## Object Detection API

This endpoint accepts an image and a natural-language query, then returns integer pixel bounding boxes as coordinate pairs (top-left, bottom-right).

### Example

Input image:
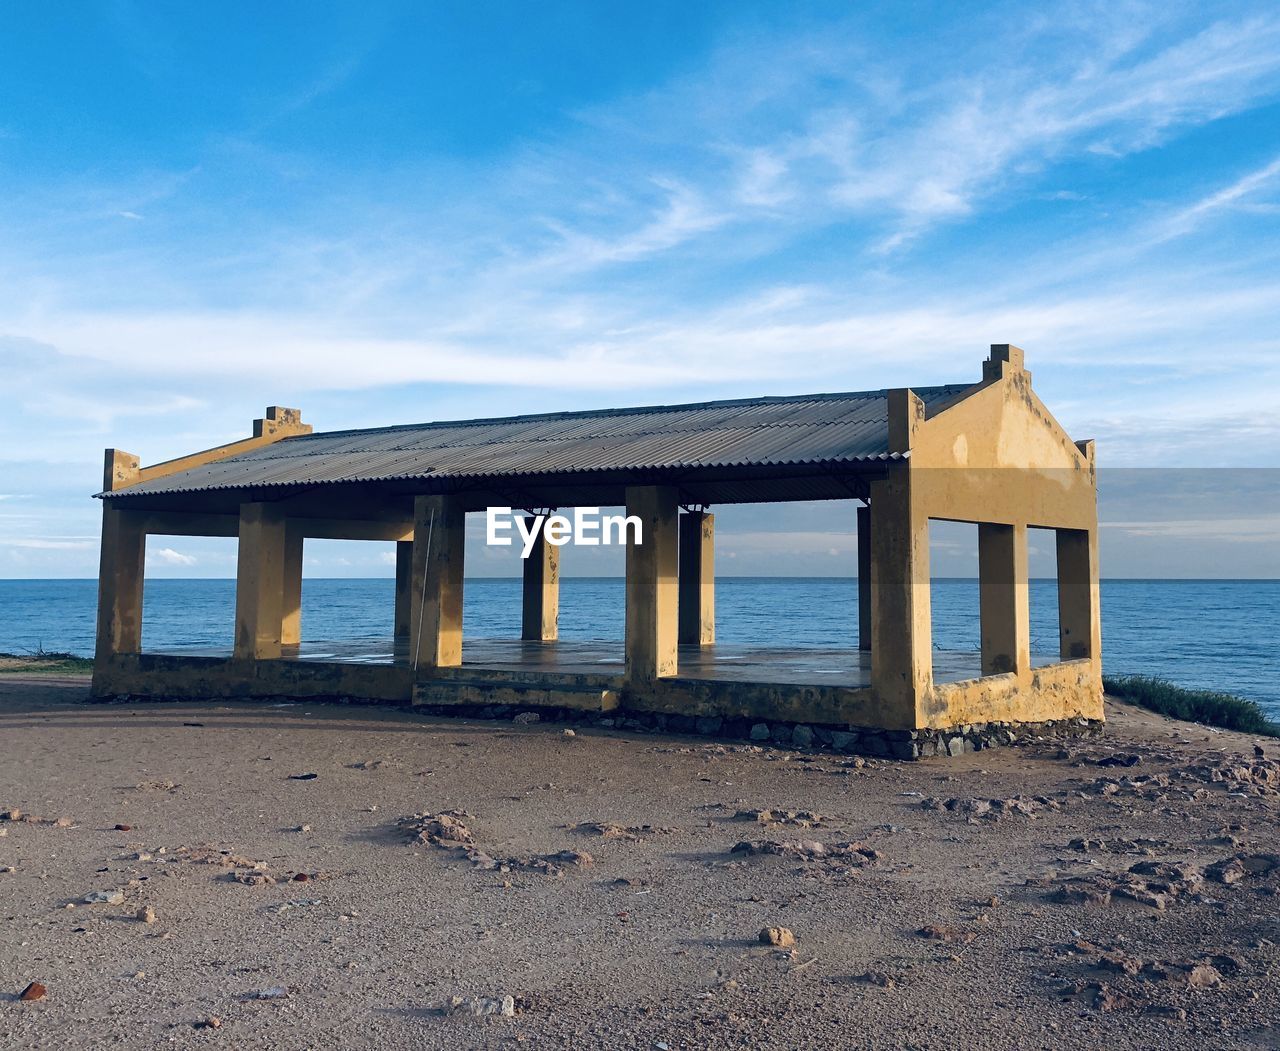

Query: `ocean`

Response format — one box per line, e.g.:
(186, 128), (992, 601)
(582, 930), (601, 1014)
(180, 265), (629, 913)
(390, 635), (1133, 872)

(1, 578), (1275, 717)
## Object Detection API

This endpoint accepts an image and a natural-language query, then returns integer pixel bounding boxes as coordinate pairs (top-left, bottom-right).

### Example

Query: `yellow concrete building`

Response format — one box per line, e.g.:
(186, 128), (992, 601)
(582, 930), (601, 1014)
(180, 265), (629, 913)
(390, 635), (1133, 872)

(91, 345), (1102, 758)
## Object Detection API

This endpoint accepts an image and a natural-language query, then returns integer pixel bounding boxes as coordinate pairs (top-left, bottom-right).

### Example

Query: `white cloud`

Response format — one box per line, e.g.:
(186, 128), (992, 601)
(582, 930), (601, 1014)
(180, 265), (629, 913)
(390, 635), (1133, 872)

(148, 546), (197, 566)
(1102, 516), (1280, 543)
(0, 537), (95, 550)
(1153, 153), (1280, 241)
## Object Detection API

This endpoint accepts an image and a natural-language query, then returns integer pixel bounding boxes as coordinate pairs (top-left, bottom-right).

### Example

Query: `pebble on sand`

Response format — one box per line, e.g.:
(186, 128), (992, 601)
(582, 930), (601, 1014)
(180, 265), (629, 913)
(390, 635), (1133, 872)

(445, 993), (516, 1017)
(83, 890), (125, 905)
(137, 905), (157, 924)
(759, 926), (796, 948)
(19, 981), (47, 1001)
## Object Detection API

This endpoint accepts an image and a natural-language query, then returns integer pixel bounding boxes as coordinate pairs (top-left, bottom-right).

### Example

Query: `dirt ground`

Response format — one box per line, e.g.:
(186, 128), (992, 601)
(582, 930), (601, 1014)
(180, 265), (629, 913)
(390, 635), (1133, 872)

(1, 676), (1278, 1050)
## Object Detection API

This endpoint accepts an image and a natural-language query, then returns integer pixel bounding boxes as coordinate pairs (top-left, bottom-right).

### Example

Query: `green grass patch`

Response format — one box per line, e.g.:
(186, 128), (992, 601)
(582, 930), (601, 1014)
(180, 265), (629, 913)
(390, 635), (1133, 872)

(0, 649), (95, 675)
(1104, 674), (1280, 738)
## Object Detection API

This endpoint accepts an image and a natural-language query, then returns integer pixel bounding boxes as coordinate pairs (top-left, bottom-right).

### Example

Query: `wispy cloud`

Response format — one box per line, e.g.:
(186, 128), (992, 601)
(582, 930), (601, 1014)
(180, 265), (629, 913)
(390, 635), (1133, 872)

(0, 537), (96, 550)
(2, 3), (1280, 579)
(1154, 153), (1280, 240)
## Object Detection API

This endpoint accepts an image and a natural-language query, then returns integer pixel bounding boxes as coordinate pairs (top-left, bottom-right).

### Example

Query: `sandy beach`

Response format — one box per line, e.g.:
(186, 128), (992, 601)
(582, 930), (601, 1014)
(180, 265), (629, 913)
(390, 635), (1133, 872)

(1, 676), (1278, 1050)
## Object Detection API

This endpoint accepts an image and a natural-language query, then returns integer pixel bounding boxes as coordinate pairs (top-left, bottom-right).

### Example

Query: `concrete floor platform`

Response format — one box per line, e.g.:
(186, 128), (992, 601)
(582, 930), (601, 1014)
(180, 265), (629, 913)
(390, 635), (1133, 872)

(143, 637), (1060, 689)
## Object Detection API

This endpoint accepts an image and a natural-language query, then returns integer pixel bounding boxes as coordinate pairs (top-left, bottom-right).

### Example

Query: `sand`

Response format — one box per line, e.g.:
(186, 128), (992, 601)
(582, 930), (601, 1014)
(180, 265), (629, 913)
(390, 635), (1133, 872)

(1, 676), (1278, 1049)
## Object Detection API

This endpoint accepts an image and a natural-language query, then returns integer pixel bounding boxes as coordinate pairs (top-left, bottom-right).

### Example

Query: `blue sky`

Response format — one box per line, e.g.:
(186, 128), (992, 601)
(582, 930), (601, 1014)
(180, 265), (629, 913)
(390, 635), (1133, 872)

(1, 1), (1278, 579)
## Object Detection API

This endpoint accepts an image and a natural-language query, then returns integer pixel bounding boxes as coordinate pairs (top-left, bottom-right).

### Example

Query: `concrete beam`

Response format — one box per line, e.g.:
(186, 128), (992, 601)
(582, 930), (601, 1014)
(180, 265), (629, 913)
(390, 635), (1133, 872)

(134, 512), (239, 538)
(978, 522), (1030, 677)
(233, 503), (288, 660)
(292, 519), (413, 542)
(409, 494), (465, 669)
(521, 524), (559, 642)
(678, 510), (714, 646)
(94, 506), (146, 661)
(857, 503), (871, 652)
(625, 485), (679, 684)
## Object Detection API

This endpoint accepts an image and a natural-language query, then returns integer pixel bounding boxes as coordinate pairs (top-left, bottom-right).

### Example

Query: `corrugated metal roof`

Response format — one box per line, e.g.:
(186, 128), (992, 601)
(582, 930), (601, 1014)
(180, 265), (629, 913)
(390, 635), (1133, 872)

(103, 384), (973, 499)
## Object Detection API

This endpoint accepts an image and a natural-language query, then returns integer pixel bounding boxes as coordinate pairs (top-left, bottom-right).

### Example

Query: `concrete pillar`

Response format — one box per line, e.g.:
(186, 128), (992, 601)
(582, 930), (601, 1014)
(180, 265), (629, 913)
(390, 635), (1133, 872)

(394, 540), (414, 639)
(978, 522), (1030, 677)
(280, 526), (304, 646)
(521, 524), (559, 642)
(1056, 528), (1100, 662)
(678, 510), (714, 646)
(233, 503), (288, 660)
(857, 503), (872, 652)
(94, 505), (146, 661)
(869, 469), (931, 726)
(409, 494), (465, 670)
(625, 485), (679, 684)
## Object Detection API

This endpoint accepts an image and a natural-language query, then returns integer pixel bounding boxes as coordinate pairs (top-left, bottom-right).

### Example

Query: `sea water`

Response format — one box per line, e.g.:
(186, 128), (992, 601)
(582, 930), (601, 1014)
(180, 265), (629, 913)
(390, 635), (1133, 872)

(0, 578), (1275, 717)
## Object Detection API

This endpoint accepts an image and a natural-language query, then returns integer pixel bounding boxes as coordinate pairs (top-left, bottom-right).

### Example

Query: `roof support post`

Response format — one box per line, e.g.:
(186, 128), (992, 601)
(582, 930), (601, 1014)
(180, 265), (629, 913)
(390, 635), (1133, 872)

(625, 485), (679, 685)
(869, 466), (931, 728)
(1056, 527), (1100, 663)
(394, 540), (414, 641)
(409, 494), (465, 671)
(280, 524), (304, 647)
(678, 510), (714, 646)
(978, 522), (1030, 678)
(857, 503), (872, 652)
(521, 523), (559, 642)
(94, 504), (146, 662)
(234, 503), (287, 660)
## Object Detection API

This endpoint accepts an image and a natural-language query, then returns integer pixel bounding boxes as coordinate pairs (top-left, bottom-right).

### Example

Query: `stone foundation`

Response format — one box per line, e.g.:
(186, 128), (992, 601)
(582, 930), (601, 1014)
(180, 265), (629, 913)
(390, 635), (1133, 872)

(92, 692), (1104, 759)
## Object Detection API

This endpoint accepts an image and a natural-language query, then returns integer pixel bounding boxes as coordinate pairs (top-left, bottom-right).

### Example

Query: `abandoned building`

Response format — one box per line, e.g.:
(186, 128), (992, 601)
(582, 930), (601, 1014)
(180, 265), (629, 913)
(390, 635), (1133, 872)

(91, 344), (1103, 757)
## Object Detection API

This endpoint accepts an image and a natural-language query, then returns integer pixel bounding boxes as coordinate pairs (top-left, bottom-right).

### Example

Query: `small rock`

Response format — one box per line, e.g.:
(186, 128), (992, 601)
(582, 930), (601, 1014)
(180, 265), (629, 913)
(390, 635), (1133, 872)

(1144, 1005), (1187, 1021)
(84, 890), (125, 905)
(114, 824), (132, 832)
(137, 905), (156, 924)
(513, 712), (540, 725)
(1186, 962), (1223, 989)
(243, 986), (289, 1001)
(562, 729), (576, 737)
(296, 825), (311, 833)
(19, 981), (47, 1001)
(53, 817), (73, 828)
(445, 993), (516, 1017)
(749, 723), (770, 742)
(0, 866), (14, 874)
(918, 924), (977, 945)
(759, 926), (796, 948)
(197, 1016), (222, 1030)
(230, 872), (276, 886)
(288, 773), (318, 781)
